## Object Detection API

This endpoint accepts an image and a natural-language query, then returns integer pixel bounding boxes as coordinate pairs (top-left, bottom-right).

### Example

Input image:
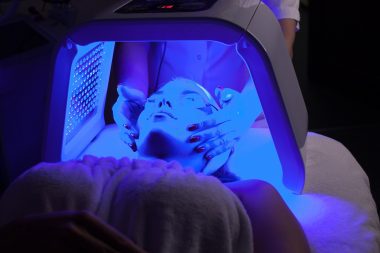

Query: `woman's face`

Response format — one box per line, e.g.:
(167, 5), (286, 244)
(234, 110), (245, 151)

(136, 79), (218, 152)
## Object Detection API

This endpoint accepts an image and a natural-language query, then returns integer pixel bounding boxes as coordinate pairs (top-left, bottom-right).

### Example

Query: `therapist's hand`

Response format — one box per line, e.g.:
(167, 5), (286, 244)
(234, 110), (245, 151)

(0, 211), (146, 253)
(112, 85), (146, 152)
(187, 87), (252, 174)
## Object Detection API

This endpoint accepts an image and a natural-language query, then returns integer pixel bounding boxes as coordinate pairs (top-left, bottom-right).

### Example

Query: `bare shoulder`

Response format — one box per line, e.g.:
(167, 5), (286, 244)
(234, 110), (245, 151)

(224, 179), (281, 204)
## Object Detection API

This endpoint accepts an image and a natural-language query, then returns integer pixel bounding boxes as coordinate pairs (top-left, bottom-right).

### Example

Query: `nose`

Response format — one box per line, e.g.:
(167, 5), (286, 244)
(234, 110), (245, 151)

(158, 99), (172, 108)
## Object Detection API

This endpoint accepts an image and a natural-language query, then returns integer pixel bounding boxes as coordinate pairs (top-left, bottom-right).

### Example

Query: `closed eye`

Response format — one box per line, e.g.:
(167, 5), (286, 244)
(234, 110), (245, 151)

(197, 106), (212, 114)
(197, 104), (218, 114)
(183, 95), (204, 107)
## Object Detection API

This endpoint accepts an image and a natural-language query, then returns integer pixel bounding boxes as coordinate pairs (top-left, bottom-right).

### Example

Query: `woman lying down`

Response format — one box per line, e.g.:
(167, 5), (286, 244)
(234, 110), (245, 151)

(0, 78), (310, 253)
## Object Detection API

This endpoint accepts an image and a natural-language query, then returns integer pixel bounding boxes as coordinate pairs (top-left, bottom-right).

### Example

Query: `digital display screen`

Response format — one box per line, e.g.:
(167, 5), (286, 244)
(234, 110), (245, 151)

(115, 0), (217, 13)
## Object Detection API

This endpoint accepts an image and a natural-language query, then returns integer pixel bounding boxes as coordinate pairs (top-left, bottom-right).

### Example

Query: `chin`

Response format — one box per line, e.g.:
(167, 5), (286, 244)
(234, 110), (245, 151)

(137, 128), (207, 173)
(137, 128), (193, 159)
(140, 118), (189, 141)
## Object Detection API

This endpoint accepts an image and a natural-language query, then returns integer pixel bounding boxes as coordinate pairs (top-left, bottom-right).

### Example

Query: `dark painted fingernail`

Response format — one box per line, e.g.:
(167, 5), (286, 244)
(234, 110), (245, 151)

(195, 146), (205, 153)
(123, 124), (131, 130)
(217, 86), (224, 90)
(129, 133), (137, 139)
(188, 135), (201, 143)
(205, 154), (213, 161)
(187, 124), (198, 131)
(128, 142), (137, 152)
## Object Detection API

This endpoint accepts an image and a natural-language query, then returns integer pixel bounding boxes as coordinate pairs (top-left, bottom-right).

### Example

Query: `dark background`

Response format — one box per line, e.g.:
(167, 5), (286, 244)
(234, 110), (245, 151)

(0, 1), (379, 211)
(293, 2), (380, 209)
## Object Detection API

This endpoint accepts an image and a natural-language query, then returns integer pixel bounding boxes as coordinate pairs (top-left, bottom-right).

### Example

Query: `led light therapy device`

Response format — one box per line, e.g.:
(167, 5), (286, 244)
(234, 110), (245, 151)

(44, 0), (308, 193)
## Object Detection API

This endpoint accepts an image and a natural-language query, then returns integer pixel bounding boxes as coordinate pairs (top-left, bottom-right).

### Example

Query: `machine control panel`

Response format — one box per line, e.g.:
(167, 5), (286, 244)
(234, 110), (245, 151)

(115, 0), (217, 13)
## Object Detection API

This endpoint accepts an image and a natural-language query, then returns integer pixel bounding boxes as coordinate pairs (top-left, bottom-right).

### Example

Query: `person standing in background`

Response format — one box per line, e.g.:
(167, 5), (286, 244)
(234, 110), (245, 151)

(112, 0), (301, 160)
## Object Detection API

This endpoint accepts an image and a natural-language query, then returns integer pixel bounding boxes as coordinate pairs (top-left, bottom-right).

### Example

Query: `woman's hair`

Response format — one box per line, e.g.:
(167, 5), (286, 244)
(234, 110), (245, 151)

(169, 77), (220, 110)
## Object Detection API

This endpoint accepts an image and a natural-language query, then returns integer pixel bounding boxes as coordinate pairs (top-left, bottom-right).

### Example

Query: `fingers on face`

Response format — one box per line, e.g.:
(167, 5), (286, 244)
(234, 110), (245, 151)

(198, 118), (222, 130)
(122, 120), (139, 135)
(200, 131), (239, 159)
(124, 130), (139, 140)
(117, 85), (146, 104)
(121, 137), (137, 152)
(120, 126), (139, 152)
(195, 137), (224, 153)
(216, 88), (240, 107)
(204, 140), (236, 161)
(127, 99), (145, 114)
(113, 98), (143, 126)
(113, 109), (130, 128)
(188, 118), (219, 132)
(189, 122), (234, 144)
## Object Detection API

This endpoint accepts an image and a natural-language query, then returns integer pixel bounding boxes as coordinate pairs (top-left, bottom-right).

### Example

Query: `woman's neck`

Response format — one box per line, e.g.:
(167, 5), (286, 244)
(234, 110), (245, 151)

(137, 130), (206, 172)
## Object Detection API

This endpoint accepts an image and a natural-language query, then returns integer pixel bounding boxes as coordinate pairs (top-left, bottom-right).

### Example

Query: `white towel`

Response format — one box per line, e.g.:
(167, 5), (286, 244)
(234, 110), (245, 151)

(0, 156), (253, 253)
(299, 133), (380, 253)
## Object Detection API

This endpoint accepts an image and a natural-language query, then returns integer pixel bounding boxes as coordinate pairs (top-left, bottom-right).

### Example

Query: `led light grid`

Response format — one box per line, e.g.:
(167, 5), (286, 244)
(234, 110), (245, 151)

(65, 42), (105, 143)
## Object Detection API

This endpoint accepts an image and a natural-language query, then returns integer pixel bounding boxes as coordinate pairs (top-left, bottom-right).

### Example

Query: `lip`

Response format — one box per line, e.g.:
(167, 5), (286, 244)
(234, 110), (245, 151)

(149, 111), (177, 120)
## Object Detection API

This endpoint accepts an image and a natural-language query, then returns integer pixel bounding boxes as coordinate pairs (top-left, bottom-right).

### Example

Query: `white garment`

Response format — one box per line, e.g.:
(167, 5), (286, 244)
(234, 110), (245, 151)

(239, 0), (300, 28)
(154, 0), (301, 93)
(157, 41), (250, 95)
(263, 0), (300, 22)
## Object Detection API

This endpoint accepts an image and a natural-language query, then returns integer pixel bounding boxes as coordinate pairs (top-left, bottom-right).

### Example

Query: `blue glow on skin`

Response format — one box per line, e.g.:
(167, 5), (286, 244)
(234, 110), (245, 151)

(82, 77), (286, 193)
(66, 40), (303, 193)
(134, 78), (288, 195)
(136, 78), (223, 173)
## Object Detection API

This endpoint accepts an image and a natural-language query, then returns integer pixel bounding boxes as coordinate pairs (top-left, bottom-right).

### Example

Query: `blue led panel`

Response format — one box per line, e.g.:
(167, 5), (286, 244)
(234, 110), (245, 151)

(65, 42), (105, 143)
(59, 42), (115, 160)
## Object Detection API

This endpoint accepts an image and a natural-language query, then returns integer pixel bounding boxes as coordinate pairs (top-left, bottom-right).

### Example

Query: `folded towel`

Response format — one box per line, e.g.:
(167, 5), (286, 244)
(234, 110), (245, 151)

(298, 132), (380, 253)
(0, 156), (253, 253)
